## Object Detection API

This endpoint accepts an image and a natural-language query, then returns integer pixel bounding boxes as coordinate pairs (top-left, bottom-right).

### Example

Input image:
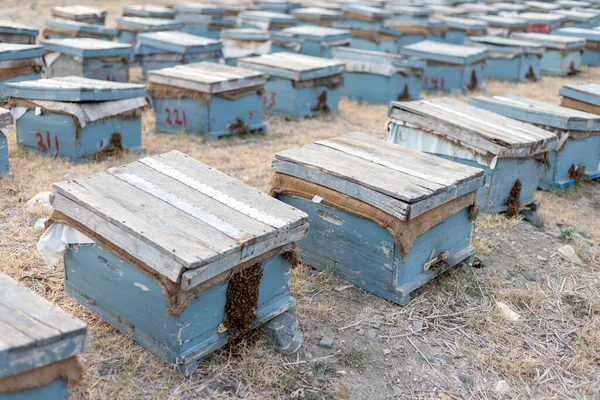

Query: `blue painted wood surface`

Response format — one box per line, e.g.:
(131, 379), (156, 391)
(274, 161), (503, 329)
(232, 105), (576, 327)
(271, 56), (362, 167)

(559, 83), (600, 107)
(291, 7), (345, 26)
(270, 26), (351, 58)
(555, 28), (600, 66)
(44, 19), (116, 40)
(0, 130), (8, 176)
(0, 72), (42, 100)
(237, 11), (297, 31)
(41, 38), (132, 58)
(46, 54), (130, 82)
(277, 194), (474, 305)
(0, 22), (38, 39)
(123, 5), (176, 19)
(535, 47), (581, 75)
(437, 17), (488, 44)
(420, 61), (484, 92)
(384, 19), (447, 46)
(0, 378), (68, 400)
(137, 32), (223, 55)
(64, 244), (295, 375)
(0, 44), (43, 62)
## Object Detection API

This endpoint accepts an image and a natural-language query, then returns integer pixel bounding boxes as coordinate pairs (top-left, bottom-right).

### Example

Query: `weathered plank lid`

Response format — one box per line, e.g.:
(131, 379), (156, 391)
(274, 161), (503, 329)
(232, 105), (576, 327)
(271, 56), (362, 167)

(279, 26), (351, 41)
(510, 32), (586, 49)
(331, 46), (426, 76)
(172, 3), (225, 15)
(238, 10), (297, 23)
(389, 98), (558, 159)
(137, 31), (223, 54)
(272, 131), (485, 221)
(0, 107), (13, 128)
(517, 12), (567, 25)
(342, 4), (393, 18)
(555, 9), (600, 23)
(457, 3), (500, 15)
(45, 19), (117, 37)
(437, 16), (489, 30)
(427, 5), (471, 17)
(557, 0), (592, 8)
(0, 20), (38, 37)
(494, 2), (530, 12)
(470, 95), (600, 131)
(238, 52), (344, 81)
(559, 83), (600, 107)
(524, 1), (561, 12)
(116, 17), (183, 31)
(475, 15), (528, 29)
(51, 5), (107, 21)
(387, 5), (433, 17)
(220, 28), (271, 40)
(291, 7), (344, 19)
(0, 44), (44, 62)
(4, 76), (148, 102)
(555, 27), (600, 41)
(51, 150), (309, 290)
(40, 38), (133, 58)
(148, 62), (266, 93)
(123, 5), (177, 18)
(467, 35), (545, 55)
(385, 18), (447, 30)
(0, 273), (87, 379)
(401, 40), (488, 65)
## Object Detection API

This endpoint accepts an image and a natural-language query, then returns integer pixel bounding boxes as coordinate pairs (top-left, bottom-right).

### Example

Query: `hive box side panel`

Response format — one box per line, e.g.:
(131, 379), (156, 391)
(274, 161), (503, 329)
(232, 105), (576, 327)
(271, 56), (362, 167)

(540, 49), (582, 75)
(16, 111), (78, 159)
(483, 57), (523, 81)
(540, 136), (600, 190)
(398, 34), (426, 47)
(349, 37), (399, 54)
(487, 158), (541, 213)
(521, 54), (542, 81)
(209, 93), (265, 137)
(0, 378), (68, 400)
(341, 72), (420, 105)
(0, 130), (8, 175)
(47, 54), (85, 79)
(83, 58), (129, 83)
(582, 48), (600, 66)
(294, 85), (340, 118)
(0, 33), (36, 45)
(153, 97), (209, 135)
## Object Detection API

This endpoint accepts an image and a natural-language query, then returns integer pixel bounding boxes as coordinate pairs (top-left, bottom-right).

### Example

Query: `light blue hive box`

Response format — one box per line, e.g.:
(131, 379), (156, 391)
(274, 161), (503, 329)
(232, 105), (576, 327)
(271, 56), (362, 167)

(494, 2), (530, 13)
(518, 12), (566, 33)
(0, 273), (87, 400)
(0, 108), (12, 176)
(334, 20), (403, 53)
(388, 98), (558, 212)
(555, 27), (600, 65)
(467, 35), (544, 81)
(116, 17), (182, 45)
(238, 52), (344, 119)
(342, 5), (392, 30)
(271, 26), (351, 58)
(4, 76), (148, 161)
(524, 1), (561, 13)
(271, 132), (485, 305)
(456, 3), (501, 16)
(510, 32), (585, 75)
(0, 44), (44, 98)
(220, 28), (272, 57)
(291, 7), (345, 27)
(555, 9), (600, 28)
(123, 5), (176, 19)
(557, 0), (592, 9)
(470, 95), (600, 192)
(51, 5), (107, 25)
(331, 46), (424, 104)
(41, 38), (133, 82)
(387, 5), (433, 21)
(401, 40), (487, 92)
(173, 3), (225, 38)
(437, 16), (489, 44)
(136, 31), (222, 79)
(427, 4), (471, 18)
(474, 15), (528, 37)
(212, 0), (250, 16)
(384, 18), (447, 46)
(237, 11), (298, 31)
(149, 62), (267, 137)
(559, 82), (600, 115)
(0, 21), (39, 45)
(51, 150), (309, 375)
(253, 0), (301, 12)
(222, 47), (260, 66)
(43, 19), (117, 41)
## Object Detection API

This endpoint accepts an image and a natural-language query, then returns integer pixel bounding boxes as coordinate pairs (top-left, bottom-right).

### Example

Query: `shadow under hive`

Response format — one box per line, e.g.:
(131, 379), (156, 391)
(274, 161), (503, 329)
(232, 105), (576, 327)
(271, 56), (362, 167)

(471, 94), (600, 192)
(270, 26), (351, 58)
(49, 150), (309, 375)
(388, 98), (558, 213)
(510, 32), (585, 76)
(0, 44), (43, 99)
(0, 21), (38, 45)
(4, 76), (148, 161)
(148, 62), (267, 138)
(0, 273), (87, 400)
(270, 132), (485, 305)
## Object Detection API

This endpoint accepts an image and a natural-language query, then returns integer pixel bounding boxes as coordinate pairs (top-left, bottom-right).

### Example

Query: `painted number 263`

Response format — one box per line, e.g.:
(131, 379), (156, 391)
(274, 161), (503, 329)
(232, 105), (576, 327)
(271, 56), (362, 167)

(36, 131), (59, 152)
(165, 108), (187, 126)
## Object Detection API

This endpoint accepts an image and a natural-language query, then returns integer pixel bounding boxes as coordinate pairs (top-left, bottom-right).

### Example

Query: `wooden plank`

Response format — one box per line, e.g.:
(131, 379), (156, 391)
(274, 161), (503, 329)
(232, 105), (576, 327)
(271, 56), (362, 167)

(116, 17), (183, 31)
(46, 19), (117, 36)
(137, 31), (222, 54)
(0, 44), (43, 61)
(0, 303), (61, 346)
(401, 40), (488, 65)
(280, 26), (351, 40)
(0, 20), (38, 36)
(511, 32), (585, 49)
(41, 38), (132, 58)
(238, 52), (344, 81)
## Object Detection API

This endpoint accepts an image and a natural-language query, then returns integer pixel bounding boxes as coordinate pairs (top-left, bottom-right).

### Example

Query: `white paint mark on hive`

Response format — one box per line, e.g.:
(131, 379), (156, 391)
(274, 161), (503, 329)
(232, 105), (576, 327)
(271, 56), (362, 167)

(134, 282), (150, 291)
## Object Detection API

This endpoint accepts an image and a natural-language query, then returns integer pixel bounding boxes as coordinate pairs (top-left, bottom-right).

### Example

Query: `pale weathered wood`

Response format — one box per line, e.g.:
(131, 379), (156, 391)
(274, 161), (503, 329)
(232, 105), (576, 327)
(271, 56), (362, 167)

(238, 52), (344, 80)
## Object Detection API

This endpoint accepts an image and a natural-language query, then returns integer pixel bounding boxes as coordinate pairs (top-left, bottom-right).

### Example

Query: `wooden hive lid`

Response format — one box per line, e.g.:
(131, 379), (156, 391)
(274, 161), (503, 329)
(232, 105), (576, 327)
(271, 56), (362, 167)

(172, 2), (225, 15)
(220, 28), (271, 40)
(560, 83), (600, 107)
(517, 12), (567, 24)
(555, 27), (600, 41)
(331, 46), (426, 75)
(0, 273), (87, 379)
(51, 150), (309, 290)
(385, 18), (447, 30)
(510, 32), (586, 49)
(239, 10), (297, 22)
(557, 0), (592, 7)
(116, 17), (183, 31)
(389, 98), (558, 157)
(51, 5), (107, 20)
(123, 5), (177, 18)
(281, 25), (350, 39)
(387, 6), (433, 17)
(401, 40), (488, 65)
(4, 76), (148, 102)
(524, 1), (561, 11)
(238, 52), (344, 81)
(437, 16), (489, 30)
(342, 4), (392, 18)
(291, 7), (344, 18)
(468, 35), (545, 54)
(428, 5), (470, 16)
(555, 9), (600, 22)
(45, 19), (117, 36)
(41, 38), (132, 58)
(137, 31), (222, 54)
(0, 20), (38, 36)
(148, 62), (266, 93)
(470, 95), (600, 131)
(0, 44), (44, 62)
(457, 3), (499, 14)
(474, 15), (528, 28)
(0, 107), (12, 128)
(273, 132), (485, 221)
(494, 2), (530, 12)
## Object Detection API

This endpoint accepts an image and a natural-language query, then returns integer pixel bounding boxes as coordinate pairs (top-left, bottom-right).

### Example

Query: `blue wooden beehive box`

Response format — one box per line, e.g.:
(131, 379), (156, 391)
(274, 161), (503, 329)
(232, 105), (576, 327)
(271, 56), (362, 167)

(555, 9), (600, 28)
(41, 38), (133, 82)
(49, 150), (309, 375)
(220, 29), (272, 56)
(518, 12), (566, 33)
(253, 0), (300, 12)
(123, 5), (176, 19)
(291, 7), (345, 27)
(385, 19), (447, 46)
(0, 21), (38, 45)
(470, 95), (600, 191)
(388, 98), (557, 213)
(556, 27), (600, 66)
(401, 40), (487, 92)
(457, 3), (500, 17)
(557, 0), (592, 9)
(173, 3), (225, 38)
(331, 46), (424, 104)
(136, 31), (222, 79)
(43, 19), (117, 41)
(437, 16), (489, 44)
(475, 15), (528, 37)
(51, 5), (107, 25)
(342, 5), (392, 30)
(494, 3), (530, 13)
(467, 35), (544, 81)
(334, 20), (403, 53)
(116, 17), (183, 46)
(0, 273), (87, 400)
(271, 132), (485, 305)
(559, 82), (600, 115)
(524, 1), (561, 13)
(4, 76), (148, 161)
(510, 32), (585, 75)
(238, 52), (344, 119)
(212, 0), (249, 16)
(387, 5), (433, 21)
(427, 5), (471, 18)
(0, 44), (44, 98)
(237, 11), (297, 31)
(271, 26), (351, 58)
(0, 108), (13, 176)
(148, 62), (266, 137)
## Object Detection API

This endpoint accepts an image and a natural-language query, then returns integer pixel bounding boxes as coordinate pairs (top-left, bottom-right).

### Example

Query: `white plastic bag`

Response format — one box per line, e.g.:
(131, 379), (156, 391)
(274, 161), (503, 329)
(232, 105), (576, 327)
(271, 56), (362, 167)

(37, 224), (95, 268)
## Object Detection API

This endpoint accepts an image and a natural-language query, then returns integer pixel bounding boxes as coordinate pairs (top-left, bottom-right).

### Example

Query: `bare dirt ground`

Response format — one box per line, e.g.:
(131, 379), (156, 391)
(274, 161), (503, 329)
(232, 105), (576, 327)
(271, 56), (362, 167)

(1, 1), (600, 399)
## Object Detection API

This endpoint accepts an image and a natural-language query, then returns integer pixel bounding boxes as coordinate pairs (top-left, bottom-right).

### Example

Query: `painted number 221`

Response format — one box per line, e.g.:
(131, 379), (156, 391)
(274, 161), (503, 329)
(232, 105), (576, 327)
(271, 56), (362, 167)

(36, 131), (59, 152)
(165, 108), (187, 126)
